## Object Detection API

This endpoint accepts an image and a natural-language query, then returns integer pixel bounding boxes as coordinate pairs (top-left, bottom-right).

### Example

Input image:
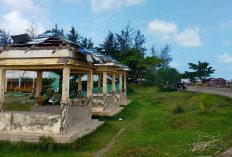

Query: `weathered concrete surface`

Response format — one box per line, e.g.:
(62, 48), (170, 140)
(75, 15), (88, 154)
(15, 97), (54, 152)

(218, 147), (232, 157)
(187, 86), (232, 98)
(0, 119), (104, 143)
(0, 112), (61, 134)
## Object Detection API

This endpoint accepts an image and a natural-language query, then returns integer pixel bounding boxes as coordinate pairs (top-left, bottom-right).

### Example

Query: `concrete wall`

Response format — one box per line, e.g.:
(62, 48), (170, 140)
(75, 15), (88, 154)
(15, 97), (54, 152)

(31, 105), (91, 123)
(0, 112), (61, 134)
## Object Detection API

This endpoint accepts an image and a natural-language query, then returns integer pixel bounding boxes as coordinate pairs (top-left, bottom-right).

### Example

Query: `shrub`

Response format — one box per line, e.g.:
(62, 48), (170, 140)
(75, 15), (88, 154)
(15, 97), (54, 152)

(127, 84), (134, 94)
(38, 136), (55, 152)
(198, 93), (213, 112)
(173, 104), (184, 114)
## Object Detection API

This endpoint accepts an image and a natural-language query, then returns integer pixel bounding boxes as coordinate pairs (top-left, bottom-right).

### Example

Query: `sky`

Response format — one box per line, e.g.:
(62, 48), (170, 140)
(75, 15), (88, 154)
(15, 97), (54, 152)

(0, 0), (232, 79)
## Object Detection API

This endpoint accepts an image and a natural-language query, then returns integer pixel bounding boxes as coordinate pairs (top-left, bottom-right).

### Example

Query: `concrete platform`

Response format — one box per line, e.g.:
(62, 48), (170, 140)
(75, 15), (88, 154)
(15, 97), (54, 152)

(92, 106), (123, 116)
(119, 99), (132, 106)
(0, 119), (104, 143)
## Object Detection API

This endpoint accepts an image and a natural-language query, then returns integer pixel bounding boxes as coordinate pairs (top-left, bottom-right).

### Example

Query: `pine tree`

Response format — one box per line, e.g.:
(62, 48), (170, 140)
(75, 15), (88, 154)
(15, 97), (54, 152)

(100, 31), (118, 58)
(67, 26), (82, 44)
(159, 44), (172, 68)
(0, 29), (11, 46)
(134, 30), (146, 54)
(116, 23), (134, 52)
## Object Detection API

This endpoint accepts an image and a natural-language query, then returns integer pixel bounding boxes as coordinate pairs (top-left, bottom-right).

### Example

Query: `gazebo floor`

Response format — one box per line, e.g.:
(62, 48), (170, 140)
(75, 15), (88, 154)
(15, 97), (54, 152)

(92, 105), (123, 116)
(0, 119), (104, 143)
(119, 99), (132, 106)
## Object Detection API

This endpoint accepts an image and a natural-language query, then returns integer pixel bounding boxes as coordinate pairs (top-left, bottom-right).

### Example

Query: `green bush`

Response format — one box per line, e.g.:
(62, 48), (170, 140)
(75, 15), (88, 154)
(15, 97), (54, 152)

(38, 136), (55, 152)
(173, 104), (184, 114)
(198, 93), (213, 112)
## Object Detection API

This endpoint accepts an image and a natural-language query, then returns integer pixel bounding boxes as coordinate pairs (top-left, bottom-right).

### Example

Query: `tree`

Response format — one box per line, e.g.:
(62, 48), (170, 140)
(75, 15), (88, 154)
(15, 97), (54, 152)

(67, 26), (82, 44)
(100, 31), (118, 59)
(187, 61), (215, 80)
(120, 48), (146, 82)
(134, 30), (146, 54)
(25, 22), (38, 38)
(116, 23), (134, 53)
(151, 45), (158, 57)
(155, 67), (180, 91)
(159, 44), (172, 68)
(52, 24), (64, 36)
(0, 28), (11, 46)
(80, 37), (94, 49)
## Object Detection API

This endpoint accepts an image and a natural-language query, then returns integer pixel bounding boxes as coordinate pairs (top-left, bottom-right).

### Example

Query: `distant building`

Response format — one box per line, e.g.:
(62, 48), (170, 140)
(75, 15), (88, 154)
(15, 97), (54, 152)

(5, 70), (59, 93)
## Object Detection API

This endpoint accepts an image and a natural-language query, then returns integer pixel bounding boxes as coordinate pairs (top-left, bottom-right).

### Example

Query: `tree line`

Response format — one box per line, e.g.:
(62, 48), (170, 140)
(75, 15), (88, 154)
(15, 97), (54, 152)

(0, 23), (216, 91)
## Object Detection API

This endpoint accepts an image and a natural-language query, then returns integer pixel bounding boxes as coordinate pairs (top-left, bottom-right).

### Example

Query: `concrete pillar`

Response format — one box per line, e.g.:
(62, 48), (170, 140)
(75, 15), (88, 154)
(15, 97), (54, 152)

(112, 73), (116, 92)
(98, 75), (101, 93)
(77, 74), (82, 96)
(87, 70), (93, 98)
(61, 66), (70, 103)
(124, 74), (127, 90)
(103, 72), (107, 94)
(0, 69), (6, 112)
(36, 71), (42, 98)
(119, 73), (122, 92)
(5, 78), (7, 93)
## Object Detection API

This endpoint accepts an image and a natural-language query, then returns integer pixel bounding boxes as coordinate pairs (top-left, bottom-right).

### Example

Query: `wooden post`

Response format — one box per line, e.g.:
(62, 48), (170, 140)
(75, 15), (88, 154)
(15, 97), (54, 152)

(103, 72), (107, 94)
(61, 66), (70, 103)
(87, 70), (93, 98)
(36, 71), (42, 98)
(98, 75), (101, 93)
(119, 73), (122, 92)
(112, 73), (116, 92)
(0, 69), (6, 112)
(77, 74), (82, 96)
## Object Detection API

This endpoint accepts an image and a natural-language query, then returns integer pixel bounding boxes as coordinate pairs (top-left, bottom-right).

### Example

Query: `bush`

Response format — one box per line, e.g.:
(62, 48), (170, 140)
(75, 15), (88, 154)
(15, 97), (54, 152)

(156, 67), (180, 91)
(198, 93), (213, 112)
(38, 136), (55, 152)
(173, 104), (184, 114)
(127, 84), (134, 94)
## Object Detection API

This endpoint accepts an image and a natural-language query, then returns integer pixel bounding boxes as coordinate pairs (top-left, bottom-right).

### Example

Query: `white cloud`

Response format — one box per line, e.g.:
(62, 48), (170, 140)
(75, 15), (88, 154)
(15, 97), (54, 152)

(147, 19), (203, 47)
(170, 62), (181, 68)
(90, 0), (146, 13)
(0, 0), (47, 35)
(0, 11), (45, 35)
(222, 40), (232, 46)
(0, 0), (40, 12)
(174, 27), (202, 47)
(219, 53), (232, 63)
(148, 20), (177, 34)
(220, 21), (232, 31)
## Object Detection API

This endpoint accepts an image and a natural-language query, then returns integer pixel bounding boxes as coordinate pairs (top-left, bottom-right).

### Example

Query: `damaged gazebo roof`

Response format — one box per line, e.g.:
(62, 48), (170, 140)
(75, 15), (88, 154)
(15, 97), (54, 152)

(2, 31), (128, 70)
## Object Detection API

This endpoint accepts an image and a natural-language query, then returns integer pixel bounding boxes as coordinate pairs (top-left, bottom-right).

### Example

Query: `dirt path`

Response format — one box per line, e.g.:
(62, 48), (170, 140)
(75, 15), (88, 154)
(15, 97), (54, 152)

(94, 127), (126, 157)
(187, 86), (232, 98)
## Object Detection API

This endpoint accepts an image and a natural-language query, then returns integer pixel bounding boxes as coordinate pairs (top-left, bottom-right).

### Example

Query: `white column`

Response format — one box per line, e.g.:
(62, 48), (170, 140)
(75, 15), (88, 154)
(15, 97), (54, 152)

(112, 73), (116, 92)
(61, 66), (70, 103)
(36, 71), (42, 98)
(124, 74), (127, 90)
(5, 78), (7, 93)
(98, 75), (101, 92)
(119, 74), (122, 92)
(0, 69), (6, 111)
(103, 72), (107, 94)
(87, 70), (93, 98)
(0, 69), (6, 101)
(78, 74), (82, 94)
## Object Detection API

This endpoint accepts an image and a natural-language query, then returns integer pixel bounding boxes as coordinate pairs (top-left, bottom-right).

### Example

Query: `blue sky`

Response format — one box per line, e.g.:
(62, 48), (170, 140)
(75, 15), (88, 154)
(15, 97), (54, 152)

(0, 0), (232, 79)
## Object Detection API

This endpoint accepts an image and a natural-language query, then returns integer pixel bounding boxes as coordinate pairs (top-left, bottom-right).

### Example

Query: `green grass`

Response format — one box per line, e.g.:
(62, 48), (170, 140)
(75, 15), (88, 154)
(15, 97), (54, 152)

(1, 85), (232, 156)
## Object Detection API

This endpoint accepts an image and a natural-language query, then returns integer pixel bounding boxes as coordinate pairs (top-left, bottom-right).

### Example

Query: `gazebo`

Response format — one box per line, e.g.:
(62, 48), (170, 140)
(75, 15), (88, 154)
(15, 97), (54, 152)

(0, 31), (103, 142)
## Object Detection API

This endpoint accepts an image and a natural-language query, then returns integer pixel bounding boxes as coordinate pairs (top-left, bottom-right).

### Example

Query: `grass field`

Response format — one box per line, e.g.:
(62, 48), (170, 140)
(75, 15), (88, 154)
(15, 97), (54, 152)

(1, 85), (232, 157)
